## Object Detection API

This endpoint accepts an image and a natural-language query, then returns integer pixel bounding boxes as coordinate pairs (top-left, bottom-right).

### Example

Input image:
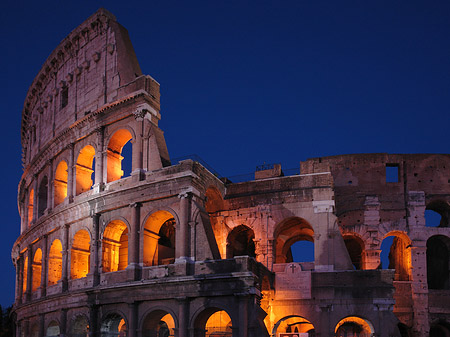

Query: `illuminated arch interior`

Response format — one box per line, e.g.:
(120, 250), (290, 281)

(226, 225), (256, 258)
(101, 313), (127, 336)
(344, 235), (365, 270)
(107, 129), (133, 183)
(426, 200), (450, 228)
(37, 176), (48, 217)
(205, 310), (232, 337)
(28, 189), (34, 226)
(335, 316), (374, 337)
(76, 145), (95, 195)
(142, 310), (175, 337)
(205, 186), (224, 214)
(70, 315), (89, 336)
(46, 320), (60, 337)
(54, 160), (68, 206)
(380, 233), (411, 281)
(275, 218), (314, 264)
(32, 248), (42, 292)
(102, 221), (128, 272)
(143, 210), (175, 266)
(23, 256), (28, 293)
(48, 239), (62, 286)
(273, 316), (315, 335)
(71, 230), (91, 279)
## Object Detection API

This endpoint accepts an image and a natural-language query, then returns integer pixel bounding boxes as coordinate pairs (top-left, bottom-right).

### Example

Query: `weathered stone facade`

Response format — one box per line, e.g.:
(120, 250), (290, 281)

(12, 9), (450, 337)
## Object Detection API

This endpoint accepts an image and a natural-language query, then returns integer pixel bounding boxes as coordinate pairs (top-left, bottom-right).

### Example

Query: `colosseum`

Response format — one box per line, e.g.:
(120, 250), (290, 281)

(11, 8), (450, 337)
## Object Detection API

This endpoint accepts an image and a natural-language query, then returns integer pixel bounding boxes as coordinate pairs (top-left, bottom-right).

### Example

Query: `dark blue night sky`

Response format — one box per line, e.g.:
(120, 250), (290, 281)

(1, 1), (449, 307)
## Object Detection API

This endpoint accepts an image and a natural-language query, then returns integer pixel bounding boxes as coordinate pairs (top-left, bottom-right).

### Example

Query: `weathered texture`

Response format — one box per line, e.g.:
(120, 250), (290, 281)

(12, 9), (450, 337)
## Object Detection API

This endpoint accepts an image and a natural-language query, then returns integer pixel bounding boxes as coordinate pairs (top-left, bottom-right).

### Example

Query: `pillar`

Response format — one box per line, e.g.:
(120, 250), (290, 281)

(132, 110), (145, 180)
(127, 203), (141, 281)
(39, 313), (45, 337)
(177, 297), (188, 337)
(176, 192), (191, 261)
(94, 127), (105, 192)
(47, 160), (54, 211)
(91, 213), (101, 286)
(128, 302), (139, 337)
(16, 255), (23, 304)
(238, 295), (248, 337)
(67, 143), (74, 202)
(89, 305), (98, 337)
(60, 308), (67, 337)
(40, 235), (48, 296)
(33, 176), (38, 222)
(61, 224), (69, 291)
(25, 246), (32, 301)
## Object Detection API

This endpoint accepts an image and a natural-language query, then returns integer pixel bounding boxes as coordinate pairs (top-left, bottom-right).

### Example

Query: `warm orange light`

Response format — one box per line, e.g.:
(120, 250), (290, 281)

(54, 161), (68, 206)
(71, 230), (91, 279)
(102, 221), (128, 272)
(28, 189), (34, 226)
(32, 249), (42, 292)
(205, 310), (232, 336)
(335, 316), (373, 336)
(23, 256), (28, 292)
(143, 211), (175, 266)
(76, 145), (95, 195)
(107, 129), (132, 183)
(48, 240), (62, 285)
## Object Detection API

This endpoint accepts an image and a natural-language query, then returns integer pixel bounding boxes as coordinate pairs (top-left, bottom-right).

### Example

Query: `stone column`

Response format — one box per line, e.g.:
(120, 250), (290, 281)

(33, 175), (38, 222)
(410, 244), (429, 336)
(60, 308), (67, 337)
(39, 313), (45, 337)
(238, 295), (248, 337)
(89, 305), (98, 337)
(16, 255), (23, 304)
(128, 302), (139, 337)
(127, 203), (141, 281)
(91, 213), (101, 286)
(47, 160), (54, 212)
(94, 127), (105, 192)
(317, 304), (333, 337)
(67, 143), (75, 202)
(176, 192), (191, 261)
(61, 224), (69, 291)
(177, 297), (188, 337)
(25, 246), (33, 301)
(40, 235), (48, 296)
(132, 109), (145, 181)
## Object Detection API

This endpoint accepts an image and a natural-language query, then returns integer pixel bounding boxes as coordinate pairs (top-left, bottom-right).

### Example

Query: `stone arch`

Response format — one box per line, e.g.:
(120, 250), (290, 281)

(142, 209), (177, 266)
(32, 248), (42, 292)
(380, 231), (412, 281)
(30, 322), (39, 337)
(191, 305), (234, 337)
(102, 220), (129, 272)
(226, 224), (256, 258)
(141, 308), (177, 337)
(37, 175), (48, 217)
(205, 186), (224, 213)
(100, 311), (128, 337)
(343, 233), (365, 270)
(334, 316), (374, 337)
(48, 239), (63, 285)
(23, 255), (28, 293)
(71, 229), (91, 279)
(430, 319), (450, 337)
(75, 144), (96, 195)
(54, 160), (68, 206)
(69, 314), (90, 337)
(28, 188), (34, 226)
(427, 235), (450, 290)
(106, 128), (134, 183)
(426, 199), (450, 227)
(46, 320), (60, 336)
(274, 217), (315, 264)
(272, 315), (316, 336)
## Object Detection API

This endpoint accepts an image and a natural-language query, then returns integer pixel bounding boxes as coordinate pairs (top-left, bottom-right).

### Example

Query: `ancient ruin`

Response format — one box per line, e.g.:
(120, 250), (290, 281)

(11, 8), (450, 337)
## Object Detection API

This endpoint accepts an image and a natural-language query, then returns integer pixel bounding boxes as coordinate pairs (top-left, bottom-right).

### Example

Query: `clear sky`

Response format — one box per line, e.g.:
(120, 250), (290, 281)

(1, 0), (449, 307)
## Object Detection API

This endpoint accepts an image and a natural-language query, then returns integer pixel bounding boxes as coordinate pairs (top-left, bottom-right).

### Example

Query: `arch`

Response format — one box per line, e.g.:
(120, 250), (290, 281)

(69, 314), (90, 337)
(28, 189), (34, 226)
(71, 229), (91, 279)
(274, 217), (315, 264)
(46, 320), (60, 336)
(143, 210), (176, 266)
(48, 239), (62, 285)
(141, 309), (176, 337)
(272, 315), (315, 336)
(426, 200), (450, 227)
(23, 255), (28, 293)
(76, 145), (95, 195)
(101, 312), (127, 337)
(335, 316), (374, 337)
(380, 232), (411, 281)
(30, 323), (39, 337)
(32, 248), (42, 292)
(107, 128), (133, 183)
(54, 160), (68, 206)
(427, 235), (450, 290)
(192, 307), (233, 337)
(343, 234), (365, 270)
(226, 225), (256, 258)
(205, 186), (224, 213)
(430, 320), (450, 337)
(37, 176), (48, 217)
(102, 220), (129, 272)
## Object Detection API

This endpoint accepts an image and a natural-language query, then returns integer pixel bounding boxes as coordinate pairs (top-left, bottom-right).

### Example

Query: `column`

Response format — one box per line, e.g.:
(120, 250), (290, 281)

(89, 305), (98, 337)
(94, 127), (105, 192)
(61, 224), (69, 291)
(238, 295), (248, 337)
(127, 203), (141, 281)
(47, 160), (54, 212)
(176, 192), (191, 261)
(67, 144), (74, 202)
(60, 308), (67, 337)
(177, 297), (188, 337)
(39, 313), (45, 337)
(40, 235), (48, 296)
(26, 246), (32, 301)
(131, 111), (145, 181)
(33, 176), (38, 222)
(91, 213), (101, 286)
(128, 302), (138, 337)
(16, 255), (23, 304)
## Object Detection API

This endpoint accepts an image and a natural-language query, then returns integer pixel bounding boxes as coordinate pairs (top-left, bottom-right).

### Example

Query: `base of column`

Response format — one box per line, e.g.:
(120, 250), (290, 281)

(126, 264), (142, 281)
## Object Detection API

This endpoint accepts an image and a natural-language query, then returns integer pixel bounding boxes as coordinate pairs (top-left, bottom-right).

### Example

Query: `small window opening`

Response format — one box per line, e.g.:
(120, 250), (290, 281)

(290, 240), (314, 263)
(386, 164), (399, 183)
(60, 87), (68, 109)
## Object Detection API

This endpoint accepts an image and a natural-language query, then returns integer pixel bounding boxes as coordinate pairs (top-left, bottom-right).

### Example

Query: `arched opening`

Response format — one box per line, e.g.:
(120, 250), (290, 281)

(30, 323), (39, 337)
(38, 176), (48, 217)
(143, 211), (176, 266)
(335, 316), (374, 337)
(226, 225), (256, 258)
(273, 316), (315, 336)
(430, 320), (450, 337)
(107, 129), (133, 183)
(54, 160), (68, 206)
(28, 189), (34, 226)
(194, 308), (232, 337)
(102, 221), (128, 272)
(426, 200), (450, 228)
(71, 230), (91, 279)
(397, 323), (410, 337)
(23, 256), (28, 293)
(101, 313), (127, 337)
(274, 217), (314, 264)
(46, 320), (60, 336)
(344, 235), (365, 270)
(205, 187), (224, 214)
(380, 233), (411, 281)
(76, 145), (95, 195)
(32, 248), (42, 292)
(142, 310), (176, 337)
(69, 315), (90, 337)
(48, 240), (62, 286)
(427, 235), (450, 290)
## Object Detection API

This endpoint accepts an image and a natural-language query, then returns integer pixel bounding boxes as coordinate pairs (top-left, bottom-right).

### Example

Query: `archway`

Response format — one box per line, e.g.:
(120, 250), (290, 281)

(76, 145), (95, 195)
(28, 189), (34, 226)
(48, 239), (62, 285)
(205, 187), (224, 214)
(274, 217), (314, 264)
(380, 233), (411, 281)
(194, 308), (233, 337)
(32, 248), (42, 292)
(142, 310), (176, 337)
(101, 313), (127, 337)
(426, 200), (450, 228)
(46, 320), (60, 336)
(71, 230), (91, 279)
(23, 256), (28, 293)
(38, 176), (48, 217)
(344, 235), (365, 270)
(69, 315), (90, 337)
(335, 316), (374, 337)
(107, 129), (133, 182)
(226, 225), (256, 258)
(143, 211), (176, 266)
(272, 315), (315, 336)
(54, 160), (68, 206)
(102, 221), (128, 272)
(427, 235), (450, 290)
(430, 320), (450, 337)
